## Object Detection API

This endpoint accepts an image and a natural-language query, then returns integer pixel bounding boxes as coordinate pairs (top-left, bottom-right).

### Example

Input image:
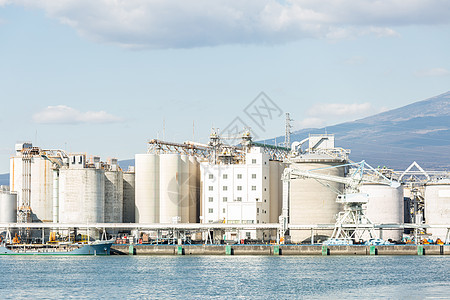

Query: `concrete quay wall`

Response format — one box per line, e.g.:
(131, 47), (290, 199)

(112, 244), (449, 256)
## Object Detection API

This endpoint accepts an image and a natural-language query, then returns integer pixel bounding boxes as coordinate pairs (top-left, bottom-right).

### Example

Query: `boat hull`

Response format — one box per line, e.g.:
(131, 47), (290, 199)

(0, 242), (112, 256)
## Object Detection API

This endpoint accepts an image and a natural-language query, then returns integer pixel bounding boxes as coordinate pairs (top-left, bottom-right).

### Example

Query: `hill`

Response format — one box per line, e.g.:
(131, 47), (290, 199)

(285, 91), (450, 170)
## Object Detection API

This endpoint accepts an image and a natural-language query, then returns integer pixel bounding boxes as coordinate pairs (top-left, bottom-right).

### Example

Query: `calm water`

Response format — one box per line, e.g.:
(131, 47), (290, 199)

(0, 255), (449, 299)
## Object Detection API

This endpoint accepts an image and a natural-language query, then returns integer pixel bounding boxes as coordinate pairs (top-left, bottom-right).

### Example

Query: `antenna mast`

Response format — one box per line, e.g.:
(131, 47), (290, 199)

(285, 112), (292, 148)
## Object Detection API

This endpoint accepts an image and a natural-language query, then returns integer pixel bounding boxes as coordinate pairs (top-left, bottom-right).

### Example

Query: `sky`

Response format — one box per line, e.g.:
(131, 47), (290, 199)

(0, 0), (449, 173)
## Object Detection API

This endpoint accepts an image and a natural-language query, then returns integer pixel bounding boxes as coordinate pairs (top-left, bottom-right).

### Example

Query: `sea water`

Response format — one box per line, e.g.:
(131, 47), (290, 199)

(0, 255), (449, 299)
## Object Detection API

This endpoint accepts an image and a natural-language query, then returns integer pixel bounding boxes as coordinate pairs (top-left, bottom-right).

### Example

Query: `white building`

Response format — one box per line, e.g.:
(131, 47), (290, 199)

(200, 147), (283, 241)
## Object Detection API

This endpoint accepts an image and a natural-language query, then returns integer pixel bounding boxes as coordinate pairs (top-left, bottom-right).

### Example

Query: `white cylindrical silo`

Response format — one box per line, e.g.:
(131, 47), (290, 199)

(58, 168), (105, 224)
(360, 184), (404, 241)
(425, 181), (450, 240)
(135, 154), (160, 223)
(104, 170), (124, 223)
(188, 156), (199, 224)
(180, 155), (190, 223)
(289, 158), (345, 243)
(159, 154), (181, 224)
(30, 157), (53, 222)
(0, 192), (17, 223)
(123, 172), (135, 223)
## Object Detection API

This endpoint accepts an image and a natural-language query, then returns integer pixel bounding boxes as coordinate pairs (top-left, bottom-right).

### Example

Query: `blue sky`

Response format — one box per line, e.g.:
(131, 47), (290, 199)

(0, 1), (449, 173)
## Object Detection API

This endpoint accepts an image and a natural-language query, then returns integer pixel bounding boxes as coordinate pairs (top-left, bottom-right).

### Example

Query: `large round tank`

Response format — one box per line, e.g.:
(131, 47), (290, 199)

(9, 156), (53, 222)
(289, 158), (345, 243)
(425, 180), (450, 239)
(135, 154), (160, 223)
(188, 156), (199, 223)
(180, 155), (190, 223)
(0, 192), (17, 223)
(58, 168), (105, 223)
(30, 157), (53, 222)
(360, 184), (404, 241)
(123, 172), (135, 223)
(104, 170), (123, 223)
(159, 154), (181, 224)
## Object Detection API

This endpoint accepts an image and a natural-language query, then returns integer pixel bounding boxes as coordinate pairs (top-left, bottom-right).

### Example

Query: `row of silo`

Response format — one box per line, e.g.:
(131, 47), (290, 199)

(135, 153), (199, 224)
(9, 149), (134, 225)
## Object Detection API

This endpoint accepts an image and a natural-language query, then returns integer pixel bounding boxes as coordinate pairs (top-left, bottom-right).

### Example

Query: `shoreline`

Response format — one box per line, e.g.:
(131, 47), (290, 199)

(112, 244), (450, 256)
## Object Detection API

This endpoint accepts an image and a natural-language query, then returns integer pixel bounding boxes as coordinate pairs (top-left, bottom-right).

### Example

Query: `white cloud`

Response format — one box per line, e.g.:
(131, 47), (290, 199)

(297, 117), (325, 129)
(33, 105), (123, 124)
(307, 102), (373, 117)
(295, 102), (382, 130)
(414, 68), (450, 77)
(4, 0), (449, 49)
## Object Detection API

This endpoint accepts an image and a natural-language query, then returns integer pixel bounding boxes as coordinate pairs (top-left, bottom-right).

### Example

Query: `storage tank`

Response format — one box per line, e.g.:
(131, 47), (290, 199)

(360, 184), (404, 241)
(135, 154), (159, 223)
(123, 172), (135, 223)
(425, 180), (450, 239)
(180, 155), (190, 223)
(159, 154), (181, 223)
(289, 158), (345, 243)
(58, 168), (105, 223)
(0, 192), (17, 223)
(9, 156), (53, 222)
(188, 156), (200, 223)
(104, 170), (123, 223)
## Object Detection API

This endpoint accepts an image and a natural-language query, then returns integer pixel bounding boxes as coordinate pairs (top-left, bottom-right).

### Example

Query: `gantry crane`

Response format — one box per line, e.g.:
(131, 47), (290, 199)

(280, 160), (401, 243)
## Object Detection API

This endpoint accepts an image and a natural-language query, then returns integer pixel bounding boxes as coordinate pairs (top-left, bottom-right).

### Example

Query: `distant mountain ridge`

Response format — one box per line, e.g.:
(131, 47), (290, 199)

(285, 91), (450, 171)
(0, 173), (9, 186)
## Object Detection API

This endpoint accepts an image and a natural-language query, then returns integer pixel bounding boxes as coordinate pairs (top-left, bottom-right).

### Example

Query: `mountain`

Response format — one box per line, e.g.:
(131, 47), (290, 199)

(284, 91), (450, 171)
(118, 159), (135, 171)
(0, 173), (9, 186)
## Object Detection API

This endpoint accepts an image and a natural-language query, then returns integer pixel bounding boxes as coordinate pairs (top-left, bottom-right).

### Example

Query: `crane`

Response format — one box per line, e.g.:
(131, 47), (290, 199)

(280, 160), (401, 243)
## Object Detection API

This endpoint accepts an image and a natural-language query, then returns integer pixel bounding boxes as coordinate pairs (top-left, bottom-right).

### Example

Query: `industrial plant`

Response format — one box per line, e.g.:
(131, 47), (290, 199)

(1, 114), (450, 254)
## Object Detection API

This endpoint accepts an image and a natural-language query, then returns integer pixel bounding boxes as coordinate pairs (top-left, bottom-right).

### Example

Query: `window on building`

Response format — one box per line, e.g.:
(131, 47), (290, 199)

(264, 176), (267, 180)
(223, 197), (227, 202)
(208, 208), (213, 213)
(237, 186), (242, 191)
(237, 197), (242, 201)
(209, 174), (214, 179)
(222, 208), (225, 213)
(223, 174), (228, 179)
(257, 208), (260, 213)
(251, 186), (256, 191)
(223, 186), (228, 191)
(264, 188), (267, 191)
(208, 197), (213, 202)
(252, 174), (256, 179)
(256, 198), (259, 202)
(208, 186), (213, 191)
(264, 199), (266, 203)
(265, 162), (267, 165)
(246, 232), (251, 238)
(237, 174), (242, 179)
(252, 159), (257, 164)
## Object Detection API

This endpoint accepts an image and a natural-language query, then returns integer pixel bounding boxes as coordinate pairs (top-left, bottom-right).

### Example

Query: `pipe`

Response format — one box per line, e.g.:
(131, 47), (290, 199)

(52, 169), (59, 223)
